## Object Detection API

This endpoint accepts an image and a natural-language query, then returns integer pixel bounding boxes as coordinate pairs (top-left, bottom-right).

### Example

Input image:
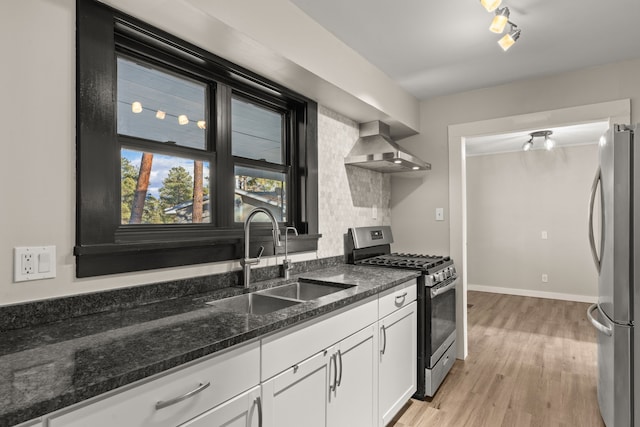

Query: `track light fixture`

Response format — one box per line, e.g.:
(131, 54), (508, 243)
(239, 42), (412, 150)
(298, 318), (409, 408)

(480, 2), (521, 51)
(523, 130), (555, 152)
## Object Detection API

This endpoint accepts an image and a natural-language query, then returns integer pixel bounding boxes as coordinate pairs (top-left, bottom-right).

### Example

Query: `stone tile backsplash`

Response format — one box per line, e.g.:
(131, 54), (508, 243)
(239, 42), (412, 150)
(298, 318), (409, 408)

(317, 106), (391, 258)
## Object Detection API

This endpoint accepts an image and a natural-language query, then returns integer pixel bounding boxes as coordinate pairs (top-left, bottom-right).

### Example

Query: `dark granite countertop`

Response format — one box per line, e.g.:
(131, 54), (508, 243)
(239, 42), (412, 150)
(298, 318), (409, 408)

(0, 265), (419, 426)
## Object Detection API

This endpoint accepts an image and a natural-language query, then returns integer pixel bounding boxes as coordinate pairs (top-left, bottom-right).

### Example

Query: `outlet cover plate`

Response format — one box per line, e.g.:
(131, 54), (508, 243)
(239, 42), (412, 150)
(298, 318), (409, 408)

(14, 246), (56, 282)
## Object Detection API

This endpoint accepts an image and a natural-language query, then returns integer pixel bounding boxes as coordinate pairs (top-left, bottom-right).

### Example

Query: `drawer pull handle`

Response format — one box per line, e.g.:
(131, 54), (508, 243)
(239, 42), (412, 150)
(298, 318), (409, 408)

(155, 381), (211, 410)
(395, 292), (408, 304)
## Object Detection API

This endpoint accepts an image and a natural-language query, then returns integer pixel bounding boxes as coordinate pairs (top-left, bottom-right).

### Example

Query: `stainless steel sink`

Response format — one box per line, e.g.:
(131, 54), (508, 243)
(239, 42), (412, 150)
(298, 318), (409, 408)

(206, 293), (300, 315)
(257, 281), (351, 301)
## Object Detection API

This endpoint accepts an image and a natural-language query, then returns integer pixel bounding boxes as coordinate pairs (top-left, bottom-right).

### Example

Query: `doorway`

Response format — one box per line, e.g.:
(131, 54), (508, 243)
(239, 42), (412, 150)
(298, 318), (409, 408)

(448, 99), (630, 359)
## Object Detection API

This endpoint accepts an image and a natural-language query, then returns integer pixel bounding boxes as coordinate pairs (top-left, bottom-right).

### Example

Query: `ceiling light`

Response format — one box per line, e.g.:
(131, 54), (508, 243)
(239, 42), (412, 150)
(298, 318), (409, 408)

(544, 136), (556, 151)
(480, 0), (502, 12)
(490, 7), (510, 33)
(498, 26), (521, 51)
(131, 101), (142, 113)
(524, 130), (554, 152)
(393, 159), (402, 164)
(178, 114), (189, 125)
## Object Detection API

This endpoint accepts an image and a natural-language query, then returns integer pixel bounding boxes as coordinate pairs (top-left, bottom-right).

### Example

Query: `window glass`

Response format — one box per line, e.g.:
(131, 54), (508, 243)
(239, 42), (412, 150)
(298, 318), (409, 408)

(117, 56), (207, 150)
(232, 97), (283, 164)
(121, 148), (211, 224)
(234, 166), (287, 222)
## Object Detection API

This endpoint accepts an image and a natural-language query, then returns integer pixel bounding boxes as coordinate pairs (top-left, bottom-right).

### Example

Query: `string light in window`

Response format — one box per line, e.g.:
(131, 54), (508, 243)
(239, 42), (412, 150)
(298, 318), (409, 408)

(197, 121), (206, 130)
(156, 110), (166, 120)
(178, 115), (189, 125)
(131, 101), (143, 113)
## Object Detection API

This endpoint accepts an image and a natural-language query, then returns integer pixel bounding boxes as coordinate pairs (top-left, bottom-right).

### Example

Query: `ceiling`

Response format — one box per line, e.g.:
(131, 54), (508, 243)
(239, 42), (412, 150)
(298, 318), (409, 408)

(290, 0), (640, 100)
(290, 0), (637, 155)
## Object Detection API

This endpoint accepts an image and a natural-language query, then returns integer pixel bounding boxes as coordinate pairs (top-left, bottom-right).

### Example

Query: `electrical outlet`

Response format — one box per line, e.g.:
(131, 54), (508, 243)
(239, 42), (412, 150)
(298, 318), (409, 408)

(542, 274), (548, 283)
(14, 246), (56, 282)
(22, 253), (35, 274)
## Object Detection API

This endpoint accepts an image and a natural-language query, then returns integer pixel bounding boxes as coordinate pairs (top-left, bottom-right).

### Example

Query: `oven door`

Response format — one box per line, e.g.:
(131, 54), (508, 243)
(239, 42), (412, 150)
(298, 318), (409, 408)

(426, 277), (457, 367)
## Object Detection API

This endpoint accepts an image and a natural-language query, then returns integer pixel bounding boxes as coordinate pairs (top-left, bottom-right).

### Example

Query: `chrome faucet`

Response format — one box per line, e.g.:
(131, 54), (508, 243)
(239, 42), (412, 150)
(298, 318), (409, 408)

(241, 208), (281, 288)
(282, 226), (299, 279)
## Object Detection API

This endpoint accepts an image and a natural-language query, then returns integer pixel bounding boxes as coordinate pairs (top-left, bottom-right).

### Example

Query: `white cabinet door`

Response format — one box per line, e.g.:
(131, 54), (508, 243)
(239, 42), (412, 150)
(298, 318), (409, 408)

(378, 301), (417, 427)
(327, 324), (378, 427)
(179, 386), (261, 427)
(262, 350), (331, 427)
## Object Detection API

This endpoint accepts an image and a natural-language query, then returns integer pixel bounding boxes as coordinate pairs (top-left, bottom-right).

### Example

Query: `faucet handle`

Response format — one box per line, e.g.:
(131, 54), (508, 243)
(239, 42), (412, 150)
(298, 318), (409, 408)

(256, 246), (265, 259)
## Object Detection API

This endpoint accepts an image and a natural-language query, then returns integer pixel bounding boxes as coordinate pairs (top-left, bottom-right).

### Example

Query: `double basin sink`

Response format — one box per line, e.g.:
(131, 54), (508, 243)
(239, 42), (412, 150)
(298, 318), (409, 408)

(206, 281), (353, 315)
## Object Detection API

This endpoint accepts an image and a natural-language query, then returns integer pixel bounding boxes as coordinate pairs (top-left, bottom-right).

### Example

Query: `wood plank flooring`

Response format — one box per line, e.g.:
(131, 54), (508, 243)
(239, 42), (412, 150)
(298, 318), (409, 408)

(390, 291), (605, 427)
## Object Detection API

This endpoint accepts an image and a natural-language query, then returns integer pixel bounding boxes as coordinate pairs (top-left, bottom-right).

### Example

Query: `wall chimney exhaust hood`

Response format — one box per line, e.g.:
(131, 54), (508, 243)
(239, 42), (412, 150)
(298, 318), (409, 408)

(344, 121), (431, 173)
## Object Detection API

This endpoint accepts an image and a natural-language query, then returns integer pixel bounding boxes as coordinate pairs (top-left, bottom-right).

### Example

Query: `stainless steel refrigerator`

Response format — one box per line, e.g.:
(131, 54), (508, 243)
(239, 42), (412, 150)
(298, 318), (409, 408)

(588, 124), (638, 427)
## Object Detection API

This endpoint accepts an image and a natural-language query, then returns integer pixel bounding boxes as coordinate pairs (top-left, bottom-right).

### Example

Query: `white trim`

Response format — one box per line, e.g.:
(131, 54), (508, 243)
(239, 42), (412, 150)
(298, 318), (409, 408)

(467, 283), (598, 304)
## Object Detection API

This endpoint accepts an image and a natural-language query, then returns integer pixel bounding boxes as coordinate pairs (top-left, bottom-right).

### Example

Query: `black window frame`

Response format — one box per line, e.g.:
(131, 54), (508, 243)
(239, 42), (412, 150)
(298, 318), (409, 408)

(75, 0), (319, 278)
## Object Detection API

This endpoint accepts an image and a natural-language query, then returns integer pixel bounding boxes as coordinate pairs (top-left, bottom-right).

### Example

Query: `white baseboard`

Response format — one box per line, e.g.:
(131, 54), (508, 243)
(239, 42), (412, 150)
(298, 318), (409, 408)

(467, 283), (597, 303)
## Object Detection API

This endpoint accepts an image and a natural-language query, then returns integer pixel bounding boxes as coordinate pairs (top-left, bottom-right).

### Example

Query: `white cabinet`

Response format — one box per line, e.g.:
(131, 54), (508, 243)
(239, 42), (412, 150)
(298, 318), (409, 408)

(327, 324), (378, 427)
(262, 324), (378, 427)
(262, 350), (330, 427)
(47, 340), (260, 427)
(378, 301), (417, 426)
(179, 386), (261, 427)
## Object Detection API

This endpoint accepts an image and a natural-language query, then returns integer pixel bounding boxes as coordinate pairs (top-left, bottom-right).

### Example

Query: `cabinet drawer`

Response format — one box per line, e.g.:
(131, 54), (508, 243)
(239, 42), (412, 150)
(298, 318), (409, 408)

(261, 296), (377, 381)
(48, 340), (260, 427)
(378, 279), (417, 319)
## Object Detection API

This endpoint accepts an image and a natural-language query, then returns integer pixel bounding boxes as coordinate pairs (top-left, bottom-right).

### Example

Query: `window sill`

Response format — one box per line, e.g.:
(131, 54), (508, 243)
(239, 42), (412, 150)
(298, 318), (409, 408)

(74, 234), (321, 278)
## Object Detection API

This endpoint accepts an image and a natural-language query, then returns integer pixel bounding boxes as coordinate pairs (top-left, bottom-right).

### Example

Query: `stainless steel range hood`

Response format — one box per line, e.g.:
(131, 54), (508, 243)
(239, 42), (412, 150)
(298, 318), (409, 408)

(344, 121), (430, 173)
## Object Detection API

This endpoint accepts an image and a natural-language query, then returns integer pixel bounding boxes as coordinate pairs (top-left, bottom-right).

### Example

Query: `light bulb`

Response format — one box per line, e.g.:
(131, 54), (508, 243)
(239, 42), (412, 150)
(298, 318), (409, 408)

(131, 101), (142, 113)
(393, 159), (402, 164)
(197, 120), (206, 130)
(490, 8), (510, 33)
(480, 0), (502, 12)
(178, 115), (189, 125)
(498, 28), (520, 51)
(156, 110), (166, 120)
(544, 137), (556, 151)
(412, 166), (420, 170)
(522, 141), (533, 152)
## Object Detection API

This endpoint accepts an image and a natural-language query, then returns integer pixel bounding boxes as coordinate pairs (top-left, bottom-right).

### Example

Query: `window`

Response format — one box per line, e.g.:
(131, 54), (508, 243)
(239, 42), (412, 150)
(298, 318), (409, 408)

(75, 0), (318, 277)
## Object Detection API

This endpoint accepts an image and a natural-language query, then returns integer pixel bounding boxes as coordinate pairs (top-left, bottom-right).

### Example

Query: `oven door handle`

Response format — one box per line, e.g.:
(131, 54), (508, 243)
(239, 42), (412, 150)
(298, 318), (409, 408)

(430, 278), (458, 298)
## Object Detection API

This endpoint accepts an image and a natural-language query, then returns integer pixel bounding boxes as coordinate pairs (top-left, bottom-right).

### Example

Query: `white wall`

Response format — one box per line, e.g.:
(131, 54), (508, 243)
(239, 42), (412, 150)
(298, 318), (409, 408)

(0, 1), (389, 305)
(466, 145), (598, 301)
(391, 58), (640, 254)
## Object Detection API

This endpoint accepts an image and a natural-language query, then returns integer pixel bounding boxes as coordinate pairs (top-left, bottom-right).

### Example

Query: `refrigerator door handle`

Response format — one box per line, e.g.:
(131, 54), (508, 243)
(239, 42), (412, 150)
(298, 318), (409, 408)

(588, 167), (602, 273)
(587, 303), (613, 336)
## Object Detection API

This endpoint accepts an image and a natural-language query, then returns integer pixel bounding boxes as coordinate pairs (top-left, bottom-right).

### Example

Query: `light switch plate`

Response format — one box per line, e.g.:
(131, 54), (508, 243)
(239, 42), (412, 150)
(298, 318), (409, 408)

(14, 246), (56, 282)
(435, 208), (444, 221)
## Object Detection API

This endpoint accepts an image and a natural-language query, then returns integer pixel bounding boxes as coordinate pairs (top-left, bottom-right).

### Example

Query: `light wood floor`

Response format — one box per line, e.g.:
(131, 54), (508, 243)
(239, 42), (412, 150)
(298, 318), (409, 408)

(390, 291), (605, 427)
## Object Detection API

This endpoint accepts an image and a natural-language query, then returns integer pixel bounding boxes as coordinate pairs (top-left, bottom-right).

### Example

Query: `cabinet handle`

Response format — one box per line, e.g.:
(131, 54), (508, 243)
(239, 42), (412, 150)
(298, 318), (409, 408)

(395, 292), (408, 304)
(381, 325), (387, 355)
(155, 381), (210, 410)
(255, 396), (263, 427)
(336, 349), (343, 387)
(329, 353), (337, 392)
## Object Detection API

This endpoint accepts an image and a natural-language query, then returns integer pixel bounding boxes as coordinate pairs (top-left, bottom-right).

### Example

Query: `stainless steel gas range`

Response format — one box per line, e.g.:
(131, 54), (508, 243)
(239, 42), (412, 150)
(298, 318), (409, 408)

(346, 226), (458, 399)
